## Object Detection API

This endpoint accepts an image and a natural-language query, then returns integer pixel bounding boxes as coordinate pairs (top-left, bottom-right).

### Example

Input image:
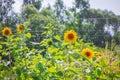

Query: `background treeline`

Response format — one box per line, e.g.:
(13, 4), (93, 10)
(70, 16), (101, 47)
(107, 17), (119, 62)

(0, 0), (120, 50)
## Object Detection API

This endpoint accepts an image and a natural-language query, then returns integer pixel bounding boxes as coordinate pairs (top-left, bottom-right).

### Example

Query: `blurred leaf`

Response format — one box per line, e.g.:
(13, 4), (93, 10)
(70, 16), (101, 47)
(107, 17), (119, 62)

(14, 37), (20, 41)
(16, 69), (21, 77)
(54, 35), (61, 41)
(1, 42), (7, 45)
(48, 67), (56, 73)
(25, 33), (31, 38)
(97, 68), (102, 76)
(68, 67), (78, 74)
(36, 63), (45, 73)
(0, 45), (2, 49)
(32, 73), (39, 80)
(56, 71), (64, 76)
(20, 73), (25, 80)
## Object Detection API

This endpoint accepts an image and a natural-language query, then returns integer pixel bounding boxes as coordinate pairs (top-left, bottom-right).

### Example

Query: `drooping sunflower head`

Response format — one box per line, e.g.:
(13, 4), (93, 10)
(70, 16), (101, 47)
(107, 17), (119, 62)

(64, 30), (77, 43)
(82, 48), (94, 60)
(2, 27), (12, 36)
(17, 25), (24, 32)
(96, 52), (102, 57)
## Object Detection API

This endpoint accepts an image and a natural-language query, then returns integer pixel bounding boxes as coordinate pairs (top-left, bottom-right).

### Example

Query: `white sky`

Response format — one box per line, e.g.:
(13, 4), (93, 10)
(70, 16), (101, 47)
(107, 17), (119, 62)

(13, 0), (120, 15)
(89, 0), (120, 15)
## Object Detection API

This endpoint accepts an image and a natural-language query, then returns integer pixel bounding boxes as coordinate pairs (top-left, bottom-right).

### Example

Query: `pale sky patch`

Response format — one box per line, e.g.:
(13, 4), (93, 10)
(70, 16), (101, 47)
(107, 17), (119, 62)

(89, 0), (120, 15)
(13, 0), (120, 15)
(63, 0), (73, 8)
(42, 0), (55, 8)
(13, 0), (23, 13)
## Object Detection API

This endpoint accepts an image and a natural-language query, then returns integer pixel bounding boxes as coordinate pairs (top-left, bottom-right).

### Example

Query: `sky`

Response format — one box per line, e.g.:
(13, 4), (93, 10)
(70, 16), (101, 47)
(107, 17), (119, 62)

(89, 0), (120, 15)
(13, 0), (120, 15)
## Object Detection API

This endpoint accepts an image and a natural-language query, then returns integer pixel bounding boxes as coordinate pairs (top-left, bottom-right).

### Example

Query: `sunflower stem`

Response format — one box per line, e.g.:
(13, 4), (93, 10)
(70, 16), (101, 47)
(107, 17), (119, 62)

(7, 36), (12, 79)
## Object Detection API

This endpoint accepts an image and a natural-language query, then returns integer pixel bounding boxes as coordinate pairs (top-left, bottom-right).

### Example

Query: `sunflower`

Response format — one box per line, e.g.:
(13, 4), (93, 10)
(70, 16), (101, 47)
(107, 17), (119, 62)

(64, 30), (77, 43)
(96, 52), (102, 57)
(17, 25), (24, 32)
(82, 48), (94, 60)
(2, 27), (12, 36)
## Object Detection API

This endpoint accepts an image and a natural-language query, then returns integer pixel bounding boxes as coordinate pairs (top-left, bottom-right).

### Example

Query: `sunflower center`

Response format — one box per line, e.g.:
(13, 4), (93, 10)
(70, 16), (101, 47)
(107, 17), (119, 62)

(4, 29), (10, 35)
(68, 33), (74, 40)
(19, 27), (23, 30)
(85, 52), (91, 57)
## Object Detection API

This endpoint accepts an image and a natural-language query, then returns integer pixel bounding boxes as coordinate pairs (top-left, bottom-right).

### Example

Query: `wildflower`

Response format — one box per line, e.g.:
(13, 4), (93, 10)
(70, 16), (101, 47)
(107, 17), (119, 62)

(2, 27), (12, 36)
(17, 25), (24, 32)
(95, 57), (102, 62)
(4, 61), (11, 66)
(95, 52), (102, 62)
(64, 30), (77, 43)
(85, 68), (91, 73)
(68, 50), (74, 54)
(82, 48), (94, 60)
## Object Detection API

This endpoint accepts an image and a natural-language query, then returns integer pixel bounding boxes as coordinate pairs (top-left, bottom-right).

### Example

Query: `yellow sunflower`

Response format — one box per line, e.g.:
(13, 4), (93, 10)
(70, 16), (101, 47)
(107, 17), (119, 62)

(2, 27), (12, 36)
(64, 30), (77, 43)
(96, 52), (102, 57)
(17, 25), (24, 32)
(82, 48), (94, 60)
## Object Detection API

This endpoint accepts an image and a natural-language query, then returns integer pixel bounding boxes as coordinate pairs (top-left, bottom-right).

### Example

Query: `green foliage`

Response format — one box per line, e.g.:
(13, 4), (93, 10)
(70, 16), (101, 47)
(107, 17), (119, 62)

(114, 32), (120, 45)
(23, 8), (64, 49)
(0, 24), (120, 79)
(0, 0), (20, 29)
(54, 0), (66, 24)
(0, 0), (15, 23)
(23, 0), (42, 10)
(74, 0), (90, 11)
(0, 0), (120, 80)
(22, 4), (38, 19)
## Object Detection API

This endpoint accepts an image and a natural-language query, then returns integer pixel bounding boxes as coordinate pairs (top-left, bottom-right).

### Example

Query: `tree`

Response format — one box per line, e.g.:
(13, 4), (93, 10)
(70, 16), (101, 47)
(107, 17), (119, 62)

(23, 7), (62, 49)
(54, 0), (66, 24)
(68, 0), (120, 47)
(72, 0), (90, 27)
(0, 0), (15, 24)
(112, 32), (120, 50)
(80, 9), (120, 47)
(21, 4), (38, 21)
(74, 0), (90, 11)
(0, 0), (21, 31)
(23, 0), (42, 10)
